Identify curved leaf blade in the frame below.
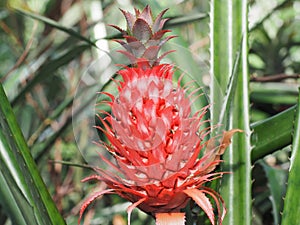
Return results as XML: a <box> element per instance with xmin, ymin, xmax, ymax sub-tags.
<box><xmin>0</xmin><ymin>135</ymin><xmax>35</xmax><ymax>225</ymax></box>
<box><xmin>11</xmin><ymin>44</ymin><xmax>90</xmax><ymax>106</ymax></box>
<box><xmin>261</xmin><ymin>161</ymin><xmax>286</xmax><ymax>225</ymax></box>
<box><xmin>14</xmin><ymin>8</ymin><xmax>97</xmax><ymax>48</ymax></box>
<box><xmin>281</xmin><ymin>88</ymin><xmax>300</xmax><ymax>225</ymax></box>
<box><xmin>0</xmin><ymin>83</ymin><xmax>66</xmax><ymax>225</ymax></box>
<box><xmin>251</xmin><ymin>105</ymin><xmax>296</xmax><ymax>162</ymax></box>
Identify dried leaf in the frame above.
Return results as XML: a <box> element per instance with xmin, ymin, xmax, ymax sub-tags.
<box><xmin>205</xmin><ymin>129</ymin><xmax>243</xmax><ymax>156</ymax></box>
<box><xmin>219</xmin><ymin>129</ymin><xmax>243</xmax><ymax>155</ymax></box>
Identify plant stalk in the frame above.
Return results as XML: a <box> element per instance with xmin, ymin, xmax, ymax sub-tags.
<box><xmin>155</xmin><ymin>212</ymin><xmax>186</xmax><ymax>225</ymax></box>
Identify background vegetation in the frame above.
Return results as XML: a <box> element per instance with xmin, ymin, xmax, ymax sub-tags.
<box><xmin>0</xmin><ymin>0</ymin><xmax>299</xmax><ymax>225</ymax></box>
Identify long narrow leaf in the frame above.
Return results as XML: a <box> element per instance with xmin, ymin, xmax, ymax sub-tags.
<box><xmin>0</xmin><ymin>135</ymin><xmax>35</xmax><ymax>225</ymax></box>
<box><xmin>281</xmin><ymin>88</ymin><xmax>300</xmax><ymax>225</ymax></box>
<box><xmin>11</xmin><ymin>44</ymin><xmax>90</xmax><ymax>106</ymax></box>
<box><xmin>14</xmin><ymin>8</ymin><xmax>97</xmax><ymax>48</ymax></box>
<box><xmin>166</xmin><ymin>13</ymin><xmax>208</xmax><ymax>27</ymax></box>
<box><xmin>251</xmin><ymin>105</ymin><xmax>296</xmax><ymax>162</ymax></box>
<box><xmin>261</xmin><ymin>162</ymin><xmax>286</xmax><ymax>225</ymax></box>
<box><xmin>0</xmin><ymin>83</ymin><xmax>66</xmax><ymax>225</ymax></box>
<box><xmin>210</xmin><ymin>1</ymin><xmax>252</xmax><ymax>225</ymax></box>
<box><xmin>217</xmin><ymin>42</ymin><xmax>241</xmax><ymax>128</ymax></box>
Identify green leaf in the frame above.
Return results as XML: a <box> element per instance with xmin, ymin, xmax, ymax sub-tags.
<box><xmin>210</xmin><ymin>1</ymin><xmax>252</xmax><ymax>225</ymax></box>
<box><xmin>217</xmin><ymin>43</ymin><xmax>242</xmax><ymax>128</ymax></box>
<box><xmin>166</xmin><ymin>12</ymin><xmax>208</xmax><ymax>27</ymax></box>
<box><xmin>281</xmin><ymin>88</ymin><xmax>300</xmax><ymax>225</ymax></box>
<box><xmin>11</xmin><ymin>44</ymin><xmax>90</xmax><ymax>106</ymax></box>
<box><xmin>14</xmin><ymin>8</ymin><xmax>97</xmax><ymax>48</ymax></box>
<box><xmin>0</xmin><ymin>83</ymin><xmax>66</xmax><ymax>225</ymax></box>
<box><xmin>261</xmin><ymin>161</ymin><xmax>286</xmax><ymax>225</ymax></box>
<box><xmin>251</xmin><ymin>105</ymin><xmax>296</xmax><ymax>162</ymax></box>
<box><xmin>0</xmin><ymin>137</ymin><xmax>35</xmax><ymax>225</ymax></box>
<box><xmin>27</xmin><ymin>96</ymin><xmax>74</xmax><ymax>147</ymax></box>
<box><xmin>32</xmin><ymin>115</ymin><xmax>72</xmax><ymax>161</ymax></box>
<box><xmin>250</xmin><ymin>82</ymin><xmax>299</xmax><ymax>105</ymax></box>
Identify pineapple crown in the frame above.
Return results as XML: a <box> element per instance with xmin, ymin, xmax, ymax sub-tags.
<box><xmin>110</xmin><ymin>5</ymin><xmax>176</xmax><ymax>69</ymax></box>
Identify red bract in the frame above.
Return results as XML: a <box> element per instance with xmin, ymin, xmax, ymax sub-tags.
<box><xmin>79</xmin><ymin>64</ymin><xmax>241</xmax><ymax>225</ymax></box>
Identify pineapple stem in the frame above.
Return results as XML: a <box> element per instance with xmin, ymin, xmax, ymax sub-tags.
<box><xmin>155</xmin><ymin>212</ymin><xmax>186</xmax><ymax>225</ymax></box>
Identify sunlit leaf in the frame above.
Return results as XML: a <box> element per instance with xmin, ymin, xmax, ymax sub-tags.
<box><xmin>282</xmin><ymin>89</ymin><xmax>300</xmax><ymax>225</ymax></box>
<box><xmin>0</xmin><ymin>83</ymin><xmax>66</xmax><ymax>225</ymax></box>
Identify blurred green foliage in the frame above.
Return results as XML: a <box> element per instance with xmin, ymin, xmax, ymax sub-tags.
<box><xmin>0</xmin><ymin>0</ymin><xmax>299</xmax><ymax>225</ymax></box>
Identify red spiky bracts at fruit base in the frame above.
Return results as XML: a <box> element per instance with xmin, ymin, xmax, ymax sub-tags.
<box><xmin>79</xmin><ymin>5</ymin><xmax>241</xmax><ymax>225</ymax></box>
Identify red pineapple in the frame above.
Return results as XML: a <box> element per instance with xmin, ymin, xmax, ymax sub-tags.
<box><xmin>79</xmin><ymin>5</ymin><xmax>242</xmax><ymax>225</ymax></box>
<box><xmin>110</xmin><ymin>5</ymin><xmax>176</xmax><ymax>68</ymax></box>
